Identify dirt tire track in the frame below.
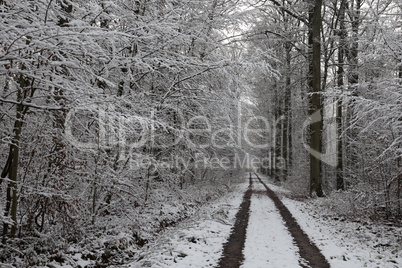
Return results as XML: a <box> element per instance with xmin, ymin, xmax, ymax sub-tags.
<box><xmin>255</xmin><ymin>173</ymin><xmax>330</xmax><ymax>268</ymax></box>
<box><xmin>216</xmin><ymin>175</ymin><xmax>252</xmax><ymax>268</ymax></box>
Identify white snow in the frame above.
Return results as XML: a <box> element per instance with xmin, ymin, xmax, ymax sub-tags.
<box><xmin>52</xmin><ymin>172</ymin><xmax>400</xmax><ymax>268</ymax></box>
<box><xmin>128</xmin><ymin>176</ymin><xmax>249</xmax><ymax>268</ymax></box>
<box><xmin>241</xmin><ymin>191</ymin><xmax>300</xmax><ymax>267</ymax></box>
<box><xmin>282</xmin><ymin>197</ymin><xmax>402</xmax><ymax>268</ymax></box>
<box><xmin>257</xmin><ymin>174</ymin><xmax>402</xmax><ymax>268</ymax></box>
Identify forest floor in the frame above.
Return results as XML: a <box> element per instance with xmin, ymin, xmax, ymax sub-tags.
<box><xmin>37</xmin><ymin>173</ymin><xmax>402</xmax><ymax>268</ymax></box>
<box><xmin>125</xmin><ymin>173</ymin><xmax>402</xmax><ymax>268</ymax></box>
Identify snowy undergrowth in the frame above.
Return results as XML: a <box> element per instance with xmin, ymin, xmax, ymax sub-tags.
<box><xmin>127</xmin><ymin>175</ymin><xmax>249</xmax><ymax>268</ymax></box>
<box><xmin>0</xmin><ymin>177</ymin><xmax>240</xmax><ymax>268</ymax></box>
<box><xmin>258</xmin><ymin>174</ymin><xmax>402</xmax><ymax>268</ymax></box>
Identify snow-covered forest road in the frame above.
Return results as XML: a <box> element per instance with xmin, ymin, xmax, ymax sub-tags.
<box><xmin>128</xmin><ymin>174</ymin><xmax>401</xmax><ymax>268</ymax></box>
<box><xmin>1</xmin><ymin>1</ymin><xmax>401</xmax><ymax>267</ymax></box>
<box><xmin>218</xmin><ymin>174</ymin><xmax>329</xmax><ymax>268</ymax></box>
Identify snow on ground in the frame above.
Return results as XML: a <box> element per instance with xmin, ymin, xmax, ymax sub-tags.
<box><xmin>283</xmin><ymin>198</ymin><xmax>402</xmax><ymax>268</ymax></box>
<box><xmin>252</xmin><ymin>179</ymin><xmax>268</xmax><ymax>191</ymax></box>
<box><xmin>257</xmin><ymin>174</ymin><xmax>402</xmax><ymax>268</ymax></box>
<box><xmin>127</xmin><ymin>175</ymin><xmax>249</xmax><ymax>268</ymax></box>
<box><xmin>115</xmin><ymin>172</ymin><xmax>401</xmax><ymax>268</ymax></box>
<box><xmin>241</xmin><ymin>187</ymin><xmax>300</xmax><ymax>267</ymax></box>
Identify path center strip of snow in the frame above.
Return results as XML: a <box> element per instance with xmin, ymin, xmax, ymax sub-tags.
<box><xmin>254</xmin><ymin>173</ymin><xmax>330</xmax><ymax>268</ymax></box>
<box><xmin>241</xmin><ymin>188</ymin><xmax>301</xmax><ymax>268</ymax></box>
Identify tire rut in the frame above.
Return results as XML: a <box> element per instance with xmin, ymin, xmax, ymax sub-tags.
<box><xmin>216</xmin><ymin>175</ymin><xmax>253</xmax><ymax>268</ymax></box>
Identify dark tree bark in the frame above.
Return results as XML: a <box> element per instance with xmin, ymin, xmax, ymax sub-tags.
<box><xmin>398</xmin><ymin>62</ymin><xmax>402</xmax><ymax>215</ymax></box>
<box><xmin>344</xmin><ymin>0</ymin><xmax>361</xmax><ymax>184</ymax></box>
<box><xmin>308</xmin><ymin>0</ymin><xmax>324</xmax><ymax>197</ymax></box>
<box><xmin>336</xmin><ymin>0</ymin><xmax>347</xmax><ymax>191</ymax></box>
<box><xmin>282</xmin><ymin>41</ymin><xmax>292</xmax><ymax>180</ymax></box>
<box><xmin>347</xmin><ymin>0</ymin><xmax>361</xmax><ymax>93</ymax></box>
<box><xmin>2</xmin><ymin>73</ymin><xmax>31</xmax><ymax>240</ymax></box>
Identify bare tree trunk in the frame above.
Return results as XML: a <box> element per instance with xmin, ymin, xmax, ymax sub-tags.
<box><xmin>336</xmin><ymin>0</ymin><xmax>347</xmax><ymax>191</ymax></box>
<box><xmin>275</xmin><ymin>106</ymin><xmax>281</xmax><ymax>182</ymax></box>
<box><xmin>398</xmin><ymin>63</ymin><xmax>402</xmax><ymax>215</ymax></box>
<box><xmin>309</xmin><ymin>0</ymin><xmax>324</xmax><ymax>197</ymax></box>
<box><xmin>345</xmin><ymin>0</ymin><xmax>361</xmax><ymax>186</ymax></box>
<box><xmin>2</xmin><ymin>177</ymin><xmax>12</xmax><ymax>243</ymax></box>
<box><xmin>282</xmin><ymin>41</ymin><xmax>292</xmax><ymax>180</ymax></box>
<box><xmin>3</xmin><ymin>74</ymin><xmax>29</xmax><ymax>239</ymax></box>
<box><xmin>348</xmin><ymin>0</ymin><xmax>360</xmax><ymax>93</ymax></box>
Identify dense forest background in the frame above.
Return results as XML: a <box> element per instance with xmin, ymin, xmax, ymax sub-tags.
<box><xmin>0</xmin><ymin>0</ymin><xmax>401</xmax><ymax>266</ymax></box>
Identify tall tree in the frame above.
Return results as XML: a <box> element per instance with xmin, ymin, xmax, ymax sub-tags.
<box><xmin>336</xmin><ymin>0</ymin><xmax>347</xmax><ymax>191</ymax></box>
<box><xmin>308</xmin><ymin>0</ymin><xmax>324</xmax><ymax>197</ymax></box>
